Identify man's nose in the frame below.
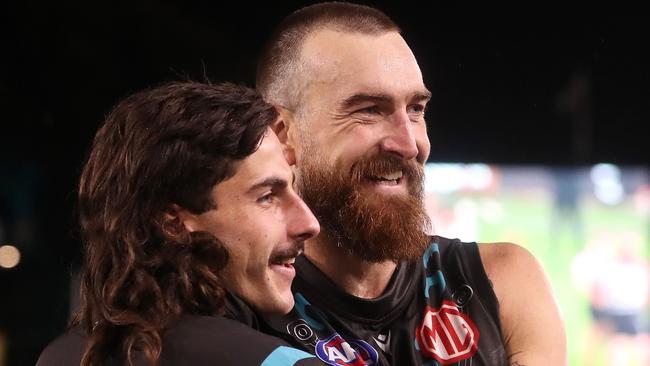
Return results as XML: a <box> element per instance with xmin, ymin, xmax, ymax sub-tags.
<box><xmin>380</xmin><ymin>111</ymin><xmax>419</xmax><ymax>160</ymax></box>
<box><xmin>288</xmin><ymin>194</ymin><xmax>320</xmax><ymax>242</ymax></box>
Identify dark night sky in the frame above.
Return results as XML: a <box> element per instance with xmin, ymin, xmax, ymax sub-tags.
<box><xmin>1</xmin><ymin>1</ymin><xmax>649</xmax><ymax>364</ymax></box>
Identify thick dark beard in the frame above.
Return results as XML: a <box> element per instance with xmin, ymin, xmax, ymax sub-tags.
<box><xmin>297</xmin><ymin>152</ymin><xmax>431</xmax><ymax>263</ymax></box>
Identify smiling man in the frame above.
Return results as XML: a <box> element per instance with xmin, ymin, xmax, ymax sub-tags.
<box><xmin>178</xmin><ymin>126</ymin><xmax>318</xmax><ymax>316</ymax></box>
<box><xmin>256</xmin><ymin>3</ymin><xmax>566</xmax><ymax>366</ymax></box>
<box><xmin>36</xmin><ymin>82</ymin><xmax>325</xmax><ymax>366</ymax></box>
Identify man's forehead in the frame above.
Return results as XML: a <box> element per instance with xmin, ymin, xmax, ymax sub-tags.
<box><xmin>299</xmin><ymin>30</ymin><xmax>423</xmax><ymax>87</ymax></box>
<box><xmin>300</xmin><ymin>29</ymin><xmax>410</xmax><ymax>65</ymax></box>
<box><xmin>221</xmin><ymin>132</ymin><xmax>291</xmax><ymax>186</ymax></box>
<box><xmin>302</xmin><ymin>27</ymin><xmax>398</xmax><ymax>48</ymax></box>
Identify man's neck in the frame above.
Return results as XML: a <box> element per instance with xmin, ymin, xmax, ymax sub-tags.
<box><xmin>304</xmin><ymin>237</ymin><xmax>397</xmax><ymax>299</ymax></box>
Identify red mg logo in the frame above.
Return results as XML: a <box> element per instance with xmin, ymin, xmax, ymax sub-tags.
<box><xmin>415</xmin><ymin>300</ymin><xmax>480</xmax><ymax>364</ymax></box>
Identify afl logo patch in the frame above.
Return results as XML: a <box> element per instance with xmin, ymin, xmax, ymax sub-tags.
<box><xmin>315</xmin><ymin>333</ymin><xmax>378</xmax><ymax>365</ymax></box>
<box><xmin>415</xmin><ymin>300</ymin><xmax>480</xmax><ymax>364</ymax></box>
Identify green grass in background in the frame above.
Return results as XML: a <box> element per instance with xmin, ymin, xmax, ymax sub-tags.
<box><xmin>471</xmin><ymin>193</ymin><xmax>649</xmax><ymax>366</ymax></box>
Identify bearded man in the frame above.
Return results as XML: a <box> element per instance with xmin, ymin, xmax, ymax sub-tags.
<box><xmin>255</xmin><ymin>3</ymin><xmax>566</xmax><ymax>366</ymax></box>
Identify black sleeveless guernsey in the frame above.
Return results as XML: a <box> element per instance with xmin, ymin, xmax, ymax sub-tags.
<box><xmin>261</xmin><ymin>236</ymin><xmax>508</xmax><ymax>366</ymax></box>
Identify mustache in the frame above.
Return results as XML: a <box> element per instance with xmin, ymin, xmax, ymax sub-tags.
<box><xmin>295</xmin><ymin>150</ymin><xmax>430</xmax><ymax>262</ymax></box>
<box><xmin>349</xmin><ymin>154</ymin><xmax>423</xmax><ymax>182</ymax></box>
<box><xmin>268</xmin><ymin>242</ymin><xmax>305</xmax><ymax>264</ymax></box>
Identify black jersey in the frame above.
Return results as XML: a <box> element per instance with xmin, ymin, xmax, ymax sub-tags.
<box><xmin>37</xmin><ymin>315</ymin><xmax>325</xmax><ymax>366</ymax></box>
<box><xmin>261</xmin><ymin>236</ymin><xmax>508</xmax><ymax>366</ymax></box>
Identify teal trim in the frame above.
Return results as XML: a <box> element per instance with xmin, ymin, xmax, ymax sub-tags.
<box><xmin>260</xmin><ymin>346</ymin><xmax>315</xmax><ymax>366</ymax></box>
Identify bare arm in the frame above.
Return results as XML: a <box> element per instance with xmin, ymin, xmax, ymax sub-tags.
<box><xmin>479</xmin><ymin>243</ymin><xmax>567</xmax><ymax>366</ymax></box>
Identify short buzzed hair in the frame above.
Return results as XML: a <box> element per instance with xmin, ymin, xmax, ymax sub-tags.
<box><xmin>256</xmin><ymin>2</ymin><xmax>399</xmax><ymax>110</ymax></box>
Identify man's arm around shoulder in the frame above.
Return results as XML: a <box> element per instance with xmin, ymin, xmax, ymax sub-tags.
<box><xmin>478</xmin><ymin>242</ymin><xmax>567</xmax><ymax>366</ymax></box>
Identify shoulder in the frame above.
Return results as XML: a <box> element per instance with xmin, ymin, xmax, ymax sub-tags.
<box><xmin>477</xmin><ymin>242</ymin><xmax>540</xmax><ymax>279</ymax></box>
<box><xmin>430</xmin><ymin>237</ymin><xmax>540</xmax><ymax>296</ymax></box>
<box><xmin>165</xmin><ymin>315</ymin><xmax>284</xmax><ymax>353</ymax></box>
<box><xmin>36</xmin><ymin>328</ymin><xmax>86</xmax><ymax>366</ymax></box>
<box><xmin>477</xmin><ymin>242</ymin><xmax>567</xmax><ymax>364</ymax></box>
<box><xmin>477</xmin><ymin>242</ymin><xmax>550</xmax><ymax>315</ymax></box>
<box><xmin>39</xmin><ymin>317</ymin><xmax>321</xmax><ymax>366</ymax></box>
<box><xmin>163</xmin><ymin>315</ymin><xmax>321</xmax><ymax>365</ymax></box>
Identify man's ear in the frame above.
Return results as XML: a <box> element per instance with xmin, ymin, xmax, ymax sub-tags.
<box><xmin>160</xmin><ymin>204</ymin><xmax>201</xmax><ymax>241</ymax></box>
<box><xmin>271</xmin><ymin>106</ymin><xmax>297</xmax><ymax>166</ymax></box>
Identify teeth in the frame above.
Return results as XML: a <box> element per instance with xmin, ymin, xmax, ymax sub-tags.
<box><xmin>378</xmin><ymin>171</ymin><xmax>402</xmax><ymax>181</ymax></box>
<box><xmin>271</xmin><ymin>248</ymin><xmax>303</xmax><ymax>266</ymax></box>
<box><xmin>275</xmin><ymin>257</ymin><xmax>296</xmax><ymax>265</ymax></box>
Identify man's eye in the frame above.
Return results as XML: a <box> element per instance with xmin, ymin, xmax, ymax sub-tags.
<box><xmin>408</xmin><ymin>104</ymin><xmax>426</xmax><ymax>115</ymax></box>
<box><xmin>355</xmin><ymin>106</ymin><xmax>381</xmax><ymax>115</ymax></box>
<box><xmin>258</xmin><ymin>193</ymin><xmax>275</xmax><ymax>204</ymax></box>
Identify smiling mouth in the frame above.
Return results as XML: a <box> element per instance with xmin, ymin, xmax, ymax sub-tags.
<box><xmin>365</xmin><ymin>170</ymin><xmax>404</xmax><ymax>186</ymax></box>
<box><xmin>269</xmin><ymin>246</ymin><xmax>304</xmax><ymax>267</ymax></box>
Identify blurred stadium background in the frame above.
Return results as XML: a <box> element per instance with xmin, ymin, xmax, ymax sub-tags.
<box><xmin>424</xmin><ymin>163</ymin><xmax>649</xmax><ymax>366</ymax></box>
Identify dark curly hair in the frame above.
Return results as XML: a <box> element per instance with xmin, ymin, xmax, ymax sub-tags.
<box><xmin>72</xmin><ymin>81</ymin><xmax>278</xmax><ymax>365</ymax></box>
